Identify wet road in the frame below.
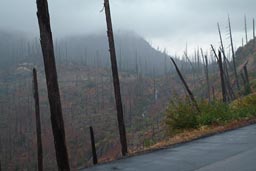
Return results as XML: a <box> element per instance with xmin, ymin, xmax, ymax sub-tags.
<box><xmin>81</xmin><ymin>124</ymin><xmax>256</xmax><ymax>171</ymax></box>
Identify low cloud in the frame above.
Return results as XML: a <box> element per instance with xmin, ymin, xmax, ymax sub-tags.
<box><xmin>0</xmin><ymin>0</ymin><xmax>255</xmax><ymax>55</ymax></box>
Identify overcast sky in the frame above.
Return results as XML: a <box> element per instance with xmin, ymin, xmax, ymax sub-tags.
<box><xmin>0</xmin><ymin>0</ymin><xmax>255</xmax><ymax>56</ymax></box>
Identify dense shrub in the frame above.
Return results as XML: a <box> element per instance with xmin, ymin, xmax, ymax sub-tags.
<box><xmin>165</xmin><ymin>93</ymin><xmax>256</xmax><ymax>132</ymax></box>
<box><xmin>230</xmin><ymin>93</ymin><xmax>256</xmax><ymax>118</ymax></box>
<box><xmin>197</xmin><ymin>101</ymin><xmax>230</xmax><ymax>125</ymax></box>
<box><xmin>165</xmin><ymin>98</ymin><xmax>199</xmax><ymax>130</ymax></box>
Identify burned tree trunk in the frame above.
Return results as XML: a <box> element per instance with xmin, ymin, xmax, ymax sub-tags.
<box><xmin>217</xmin><ymin>23</ymin><xmax>234</xmax><ymax>100</ymax></box>
<box><xmin>184</xmin><ymin>52</ymin><xmax>196</xmax><ymax>73</ymax></box>
<box><xmin>217</xmin><ymin>23</ymin><xmax>226</xmax><ymax>60</ymax></box>
<box><xmin>217</xmin><ymin>23</ymin><xmax>229</xmax><ymax>79</ymax></box>
<box><xmin>240</xmin><ymin>72</ymin><xmax>246</xmax><ymax>89</ymax></box>
<box><xmin>218</xmin><ymin>51</ymin><xmax>227</xmax><ymax>103</ymax></box>
<box><xmin>240</xmin><ymin>71</ymin><xmax>248</xmax><ymax>95</ymax></box>
<box><xmin>104</xmin><ymin>0</ymin><xmax>128</xmax><ymax>156</ymax></box>
<box><xmin>253</xmin><ymin>18</ymin><xmax>255</xmax><ymax>44</ymax></box>
<box><xmin>89</xmin><ymin>126</ymin><xmax>98</xmax><ymax>165</ymax></box>
<box><xmin>204</xmin><ymin>55</ymin><xmax>210</xmax><ymax>102</ymax></box>
<box><xmin>200</xmin><ymin>49</ymin><xmax>210</xmax><ymax>102</ymax></box>
<box><xmin>0</xmin><ymin>139</ymin><xmax>2</xmax><ymax>171</ymax></box>
<box><xmin>211</xmin><ymin>46</ymin><xmax>227</xmax><ymax>103</ymax></box>
<box><xmin>32</xmin><ymin>68</ymin><xmax>43</xmax><ymax>171</ymax></box>
<box><xmin>35</xmin><ymin>0</ymin><xmax>70</xmax><ymax>170</ymax></box>
<box><xmin>170</xmin><ymin>57</ymin><xmax>200</xmax><ymax>112</ymax></box>
<box><xmin>243</xmin><ymin>63</ymin><xmax>251</xmax><ymax>94</ymax></box>
<box><xmin>228</xmin><ymin>16</ymin><xmax>240</xmax><ymax>90</ymax></box>
<box><xmin>245</xmin><ymin>15</ymin><xmax>248</xmax><ymax>44</ymax></box>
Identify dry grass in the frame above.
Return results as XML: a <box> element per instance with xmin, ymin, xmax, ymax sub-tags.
<box><xmin>129</xmin><ymin>117</ymin><xmax>256</xmax><ymax>156</ymax></box>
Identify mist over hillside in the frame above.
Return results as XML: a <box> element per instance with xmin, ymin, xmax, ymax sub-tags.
<box><xmin>0</xmin><ymin>30</ymin><xmax>29</xmax><ymax>69</ymax></box>
<box><xmin>0</xmin><ymin>30</ymin><xmax>176</xmax><ymax>76</ymax></box>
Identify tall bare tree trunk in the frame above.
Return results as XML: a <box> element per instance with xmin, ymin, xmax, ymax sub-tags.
<box><xmin>35</xmin><ymin>0</ymin><xmax>70</xmax><ymax>170</ymax></box>
<box><xmin>217</xmin><ymin>23</ymin><xmax>234</xmax><ymax>100</ymax></box>
<box><xmin>253</xmin><ymin>18</ymin><xmax>255</xmax><ymax>44</ymax></box>
<box><xmin>211</xmin><ymin>46</ymin><xmax>227</xmax><ymax>103</ymax></box>
<box><xmin>228</xmin><ymin>16</ymin><xmax>240</xmax><ymax>90</ymax></box>
<box><xmin>243</xmin><ymin>63</ymin><xmax>251</xmax><ymax>94</ymax></box>
<box><xmin>205</xmin><ymin>55</ymin><xmax>211</xmax><ymax>102</ymax></box>
<box><xmin>240</xmin><ymin>71</ymin><xmax>246</xmax><ymax>89</ymax></box>
<box><xmin>32</xmin><ymin>68</ymin><xmax>43</xmax><ymax>171</ymax></box>
<box><xmin>218</xmin><ymin>51</ymin><xmax>227</xmax><ymax>103</ymax></box>
<box><xmin>135</xmin><ymin>51</ymin><xmax>139</xmax><ymax>79</ymax></box>
<box><xmin>170</xmin><ymin>57</ymin><xmax>200</xmax><ymax>112</ymax></box>
<box><xmin>200</xmin><ymin>49</ymin><xmax>210</xmax><ymax>102</ymax></box>
<box><xmin>245</xmin><ymin>15</ymin><xmax>248</xmax><ymax>44</ymax></box>
<box><xmin>104</xmin><ymin>0</ymin><xmax>128</xmax><ymax>156</ymax></box>
<box><xmin>89</xmin><ymin>126</ymin><xmax>98</xmax><ymax>165</ymax></box>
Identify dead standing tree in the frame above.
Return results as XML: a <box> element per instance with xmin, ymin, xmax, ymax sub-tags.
<box><xmin>217</xmin><ymin>23</ymin><xmax>235</xmax><ymax>100</ymax></box>
<box><xmin>32</xmin><ymin>68</ymin><xmax>43</xmax><ymax>171</ymax></box>
<box><xmin>211</xmin><ymin>45</ymin><xmax>227</xmax><ymax>103</ymax></box>
<box><xmin>242</xmin><ymin>61</ymin><xmax>251</xmax><ymax>94</ymax></box>
<box><xmin>104</xmin><ymin>0</ymin><xmax>128</xmax><ymax>156</ymax></box>
<box><xmin>228</xmin><ymin>16</ymin><xmax>240</xmax><ymax>90</ymax></box>
<box><xmin>89</xmin><ymin>126</ymin><xmax>98</xmax><ymax>165</ymax></box>
<box><xmin>253</xmin><ymin>18</ymin><xmax>255</xmax><ymax>44</ymax></box>
<box><xmin>170</xmin><ymin>57</ymin><xmax>200</xmax><ymax>113</ymax></box>
<box><xmin>0</xmin><ymin>139</ymin><xmax>1</xmax><ymax>171</ymax></box>
<box><xmin>245</xmin><ymin>15</ymin><xmax>248</xmax><ymax>44</ymax></box>
<box><xmin>200</xmin><ymin>49</ymin><xmax>211</xmax><ymax>102</ymax></box>
<box><xmin>36</xmin><ymin>0</ymin><xmax>70</xmax><ymax>170</ymax></box>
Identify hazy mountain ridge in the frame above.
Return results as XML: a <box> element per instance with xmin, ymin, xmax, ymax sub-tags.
<box><xmin>0</xmin><ymin>30</ymin><xmax>174</xmax><ymax>76</ymax></box>
<box><xmin>55</xmin><ymin>31</ymin><xmax>172</xmax><ymax>76</ymax></box>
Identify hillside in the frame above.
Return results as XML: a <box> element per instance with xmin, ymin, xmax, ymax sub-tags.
<box><xmin>0</xmin><ymin>30</ymin><xmax>175</xmax><ymax>76</ymax></box>
<box><xmin>236</xmin><ymin>39</ymin><xmax>256</xmax><ymax>74</ymax></box>
<box><xmin>0</xmin><ymin>30</ymin><xmax>180</xmax><ymax>170</ymax></box>
<box><xmin>1</xmin><ymin>29</ymin><xmax>255</xmax><ymax>170</ymax></box>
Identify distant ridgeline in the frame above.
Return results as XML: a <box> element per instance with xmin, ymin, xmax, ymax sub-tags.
<box><xmin>0</xmin><ymin>30</ymin><xmax>176</xmax><ymax>76</ymax></box>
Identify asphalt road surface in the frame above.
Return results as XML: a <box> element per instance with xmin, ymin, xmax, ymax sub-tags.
<box><xmin>81</xmin><ymin>124</ymin><xmax>256</xmax><ymax>171</ymax></box>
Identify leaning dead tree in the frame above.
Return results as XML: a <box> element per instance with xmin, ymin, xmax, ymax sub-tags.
<box><xmin>217</xmin><ymin>23</ymin><xmax>230</xmax><ymax>73</ymax></box>
<box><xmin>104</xmin><ymin>0</ymin><xmax>128</xmax><ymax>156</ymax></box>
<box><xmin>32</xmin><ymin>68</ymin><xmax>43</xmax><ymax>171</ymax></box>
<box><xmin>211</xmin><ymin>46</ymin><xmax>227</xmax><ymax>103</ymax></box>
<box><xmin>228</xmin><ymin>16</ymin><xmax>240</xmax><ymax>90</ymax></box>
<box><xmin>184</xmin><ymin>51</ymin><xmax>196</xmax><ymax>73</ymax></box>
<box><xmin>170</xmin><ymin>57</ymin><xmax>200</xmax><ymax>112</ymax></box>
<box><xmin>218</xmin><ymin>52</ymin><xmax>227</xmax><ymax>103</ymax></box>
<box><xmin>217</xmin><ymin>23</ymin><xmax>235</xmax><ymax>100</ymax></box>
<box><xmin>89</xmin><ymin>126</ymin><xmax>98</xmax><ymax>165</ymax></box>
<box><xmin>36</xmin><ymin>0</ymin><xmax>70</xmax><ymax>170</ymax></box>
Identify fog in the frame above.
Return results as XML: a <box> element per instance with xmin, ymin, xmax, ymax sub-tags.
<box><xmin>0</xmin><ymin>0</ymin><xmax>255</xmax><ymax>55</ymax></box>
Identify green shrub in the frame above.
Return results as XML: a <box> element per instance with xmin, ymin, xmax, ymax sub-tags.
<box><xmin>230</xmin><ymin>93</ymin><xmax>256</xmax><ymax>118</ymax></box>
<box><xmin>165</xmin><ymin>93</ymin><xmax>256</xmax><ymax>133</ymax></box>
<box><xmin>197</xmin><ymin>101</ymin><xmax>230</xmax><ymax>125</ymax></box>
<box><xmin>165</xmin><ymin>98</ymin><xmax>199</xmax><ymax>130</ymax></box>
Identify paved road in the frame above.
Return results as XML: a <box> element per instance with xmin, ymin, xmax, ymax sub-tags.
<box><xmin>81</xmin><ymin>124</ymin><xmax>256</xmax><ymax>171</ymax></box>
